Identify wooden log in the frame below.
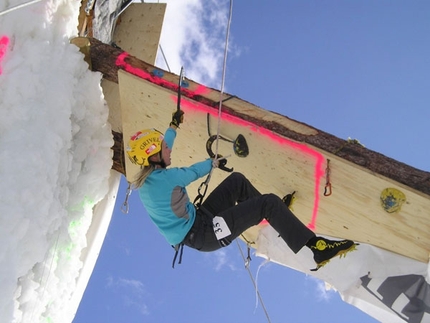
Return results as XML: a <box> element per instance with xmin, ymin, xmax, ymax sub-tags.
<box><xmin>111</xmin><ymin>130</ymin><xmax>125</xmax><ymax>175</ymax></box>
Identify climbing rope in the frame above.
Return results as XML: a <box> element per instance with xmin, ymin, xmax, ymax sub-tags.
<box><xmin>236</xmin><ymin>240</ymin><xmax>272</xmax><ymax>323</ymax></box>
<box><xmin>0</xmin><ymin>0</ymin><xmax>42</xmax><ymax>17</ymax></box>
<box><xmin>29</xmin><ymin>229</ymin><xmax>61</xmax><ymax>322</ymax></box>
<box><xmin>194</xmin><ymin>0</ymin><xmax>234</xmax><ymax>204</ymax></box>
<box><xmin>159</xmin><ymin>44</ymin><xmax>171</xmax><ymax>72</ymax></box>
<box><xmin>214</xmin><ymin>0</ymin><xmax>234</xmax><ymax>159</ymax></box>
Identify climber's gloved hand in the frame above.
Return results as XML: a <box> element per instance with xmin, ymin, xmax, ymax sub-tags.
<box><xmin>170</xmin><ymin>109</ymin><xmax>184</xmax><ymax>128</ymax></box>
<box><xmin>212</xmin><ymin>154</ymin><xmax>222</xmax><ymax>168</ymax></box>
<box><xmin>212</xmin><ymin>154</ymin><xmax>230</xmax><ymax>171</ymax></box>
<box><xmin>217</xmin><ymin>155</ymin><xmax>228</xmax><ymax>169</ymax></box>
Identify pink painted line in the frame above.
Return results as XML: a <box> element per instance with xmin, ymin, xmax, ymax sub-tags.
<box><xmin>177</xmin><ymin>98</ymin><xmax>324</xmax><ymax>231</ymax></box>
<box><xmin>115</xmin><ymin>50</ymin><xmax>324</xmax><ymax>230</ymax></box>
<box><xmin>115</xmin><ymin>52</ymin><xmax>209</xmax><ymax>97</ymax></box>
<box><xmin>0</xmin><ymin>36</ymin><xmax>10</xmax><ymax>75</ymax></box>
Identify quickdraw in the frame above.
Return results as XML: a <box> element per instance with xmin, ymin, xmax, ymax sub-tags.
<box><xmin>193</xmin><ymin>175</ymin><xmax>211</xmax><ymax>207</ymax></box>
<box><xmin>121</xmin><ymin>183</ymin><xmax>132</xmax><ymax>214</ymax></box>
<box><xmin>324</xmin><ymin>159</ymin><xmax>332</xmax><ymax>196</ymax></box>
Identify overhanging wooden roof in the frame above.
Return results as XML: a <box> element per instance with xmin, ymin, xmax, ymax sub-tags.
<box><xmin>79</xmin><ymin>36</ymin><xmax>430</xmax><ymax>263</ymax></box>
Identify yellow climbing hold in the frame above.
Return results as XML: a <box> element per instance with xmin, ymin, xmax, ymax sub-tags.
<box><xmin>380</xmin><ymin>188</ymin><xmax>406</xmax><ymax>213</ymax></box>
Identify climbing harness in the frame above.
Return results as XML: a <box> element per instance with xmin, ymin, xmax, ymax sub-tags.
<box><xmin>324</xmin><ymin>159</ymin><xmax>332</xmax><ymax>196</ymax></box>
<box><xmin>172</xmin><ymin>243</ymin><xmax>185</xmax><ymax>268</ymax></box>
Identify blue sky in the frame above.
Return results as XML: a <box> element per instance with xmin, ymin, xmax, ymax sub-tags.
<box><xmin>74</xmin><ymin>1</ymin><xmax>429</xmax><ymax>322</ymax></box>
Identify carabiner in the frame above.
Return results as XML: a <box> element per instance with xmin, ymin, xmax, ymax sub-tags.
<box><xmin>121</xmin><ymin>183</ymin><xmax>132</xmax><ymax>214</ymax></box>
<box><xmin>324</xmin><ymin>183</ymin><xmax>332</xmax><ymax>196</ymax></box>
<box><xmin>324</xmin><ymin>159</ymin><xmax>332</xmax><ymax>197</ymax></box>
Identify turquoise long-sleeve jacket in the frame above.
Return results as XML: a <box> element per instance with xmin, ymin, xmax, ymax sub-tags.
<box><xmin>138</xmin><ymin>127</ymin><xmax>213</xmax><ymax>245</ymax></box>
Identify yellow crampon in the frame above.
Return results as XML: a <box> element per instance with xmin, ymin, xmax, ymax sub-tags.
<box><xmin>311</xmin><ymin>243</ymin><xmax>358</xmax><ymax>271</ymax></box>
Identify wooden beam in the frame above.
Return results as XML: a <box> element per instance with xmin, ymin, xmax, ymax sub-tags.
<box><xmin>111</xmin><ymin>130</ymin><xmax>125</xmax><ymax>175</ymax></box>
<box><xmin>88</xmin><ymin>37</ymin><xmax>430</xmax><ymax>197</ymax></box>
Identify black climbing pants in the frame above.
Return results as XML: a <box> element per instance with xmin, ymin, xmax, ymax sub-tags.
<box><xmin>183</xmin><ymin>172</ymin><xmax>315</xmax><ymax>253</ymax></box>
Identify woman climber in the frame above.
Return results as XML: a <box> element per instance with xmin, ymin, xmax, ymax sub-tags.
<box><xmin>126</xmin><ymin>110</ymin><xmax>357</xmax><ymax>271</ymax></box>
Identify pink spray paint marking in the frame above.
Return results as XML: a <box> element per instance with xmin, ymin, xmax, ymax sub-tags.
<box><xmin>116</xmin><ymin>50</ymin><xmax>324</xmax><ymax>230</ymax></box>
<box><xmin>0</xmin><ymin>36</ymin><xmax>10</xmax><ymax>75</ymax></box>
<box><xmin>178</xmin><ymin>98</ymin><xmax>324</xmax><ymax>231</ymax></box>
<box><xmin>116</xmin><ymin>52</ymin><xmax>209</xmax><ymax>97</ymax></box>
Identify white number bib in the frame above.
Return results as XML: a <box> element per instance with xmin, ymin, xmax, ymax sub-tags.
<box><xmin>212</xmin><ymin>216</ymin><xmax>231</xmax><ymax>240</ymax></box>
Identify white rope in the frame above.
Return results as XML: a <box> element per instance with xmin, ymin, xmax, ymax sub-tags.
<box><xmin>214</xmin><ymin>0</ymin><xmax>234</xmax><ymax>159</ymax></box>
<box><xmin>159</xmin><ymin>44</ymin><xmax>171</xmax><ymax>72</ymax></box>
<box><xmin>236</xmin><ymin>240</ymin><xmax>272</xmax><ymax>323</ymax></box>
<box><xmin>201</xmin><ymin>0</ymin><xmax>233</xmax><ymax>189</ymax></box>
<box><xmin>0</xmin><ymin>0</ymin><xmax>42</xmax><ymax>17</ymax></box>
<box><xmin>29</xmin><ymin>229</ymin><xmax>61</xmax><ymax>322</ymax></box>
<box><xmin>254</xmin><ymin>258</ymin><xmax>270</xmax><ymax>311</ymax></box>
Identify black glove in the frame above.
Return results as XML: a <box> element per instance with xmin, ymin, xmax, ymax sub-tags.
<box><xmin>214</xmin><ymin>154</ymin><xmax>232</xmax><ymax>172</ymax></box>
<box><xmin>170</xmin><ymin>109</ymin><xmax>184</xmax><ymax>127</ymax></box>
<box><xmin>216</xmin><ymin>155</ymin><xmax>228</xmax><ymax>169</ymax></box>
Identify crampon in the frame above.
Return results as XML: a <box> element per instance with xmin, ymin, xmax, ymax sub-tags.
<box><xmin>310</xmin><ymin>239</ymin><xmax>359</xmax><ymax>272</ymax></box>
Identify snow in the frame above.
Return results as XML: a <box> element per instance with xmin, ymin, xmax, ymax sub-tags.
<box><xmin>0</xmin><ymin>1</ymin><xmax>114</xmax><ymax>322</ymax></box>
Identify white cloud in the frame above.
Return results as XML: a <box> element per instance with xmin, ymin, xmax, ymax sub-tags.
<box><xmin>118</xmin><ymin>277</ymin><xmax>145</xmax><ymax>296</ymax></box>
<box><xmin>307</xmin><ymin>276</ymin><xmax>337</xmax><ymax>302</ymax></box>
<box><xmin>205</xmin><ymin>248</ymin><xmax>238</xmax><ymax>272</ymax></box>
<box><xmin>106</xmin><ymin>275</ymin><xmax>145</xmax><ymax>295</ymax></box>
<box><xmin>214</xmin><ymin>249</ymin><xmax>228</xmax><ymax>271</ymax></box>
<box><xmin>151</xmin><ymin>0</ymin><xmax>235</xmax><ymax>88</ymax></box>
<box><xmin>122</xmin><ymin>294</ymin><xmax>150</xmax><ymax>316</ymax></box>
<box><xmin>105</xmin><ymin>275</ymin><xmax>149</xmax><ymax>315</ymax></box>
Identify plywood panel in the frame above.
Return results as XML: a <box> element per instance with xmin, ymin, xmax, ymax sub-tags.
<box><xmin>112</xmin><ymin>3</ymin><xmax>166</xmax><ymax>64</ymax></box>
<box><xmin>103</xmin><ymin>3</ymin><xmax>166</xmax><ymax>133</ymax></box>
<box><xmin>118</xmin><ymin>70</ymin><xmax>430</xmax><ymax>263</ymax></box>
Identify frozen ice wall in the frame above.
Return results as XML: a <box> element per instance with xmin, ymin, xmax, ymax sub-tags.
<box><xmin>0</xmin><ymin>1</ymin><xmax>113</xmax><ymax>322</ymax></box>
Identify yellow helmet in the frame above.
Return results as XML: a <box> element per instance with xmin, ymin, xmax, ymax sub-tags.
<box><xmin>126</xmin><ymin>129</ymin><xmax>164</xmax><ymax>166</ymax></box>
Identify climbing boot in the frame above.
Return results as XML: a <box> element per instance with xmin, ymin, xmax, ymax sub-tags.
<box><xmin>308</xmin><ymin>237</ymin><xmax>358</xmax><ymax>271</ymax></box>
